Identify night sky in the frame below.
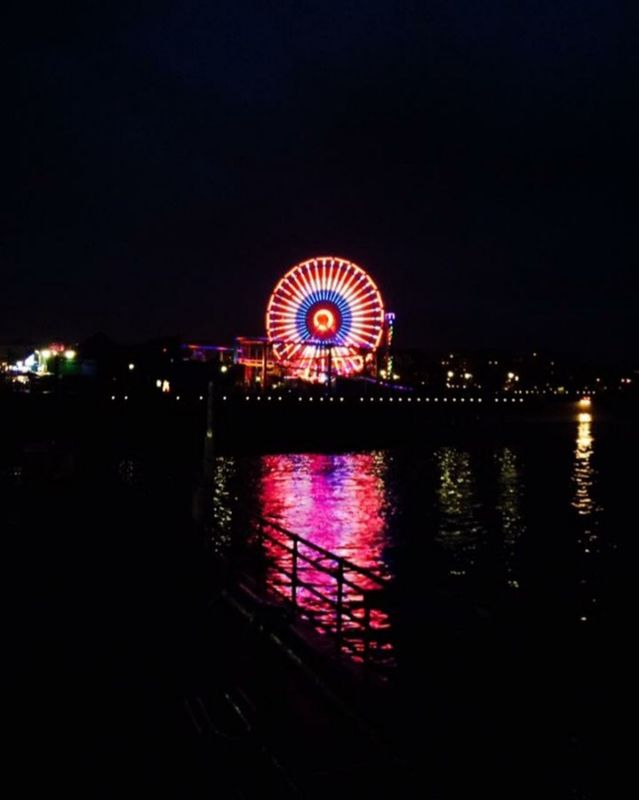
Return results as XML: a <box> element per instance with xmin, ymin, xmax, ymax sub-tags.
<box><xmin>11</xmin><ymin>1</ymin><xmax>636</xmax><ymax>360</ymax></box>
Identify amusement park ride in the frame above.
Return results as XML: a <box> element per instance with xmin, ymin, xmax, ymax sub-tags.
<box><xmin>237</xmin><ymin>256</ymin><xmax>395</xmax><ymax>387</ymax></box>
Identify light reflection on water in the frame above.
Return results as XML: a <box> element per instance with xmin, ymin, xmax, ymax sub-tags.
<box><xmin>257</xmin><ymin>452</ymin><xmax>392</xmax><ymax>573</ymax></box>
<box><xmin>209</xmin><ymin>456</ymin><xmax>236</xmax><ymax>557</ymax></box>
<box><xmin>255</xmin><ymin>452</ymin><xmax>394</xmax><ymax>664</ymax></box>
<box><xmin>496</xmin><ymin>447</ymin><xmax>525</xmax><ymax>589</ymax></box>
<box><xmin>209</xmin><ymin>412</ymin><xmax>612</xmax><ymax>664</ymax></box>
<box><xmin>572</xmin><ymin>413</ymin><xmax>596</xmax><ymax>519</ymax></box>
<box><xmin>434</xmin><ymin>447</ymin><xmax>484</xmax><ymax>578</ymax></box>
<box><xmin>571</xmin><ymin>412</ymin><xmax>602</xmax><ymax>622</ymax></box>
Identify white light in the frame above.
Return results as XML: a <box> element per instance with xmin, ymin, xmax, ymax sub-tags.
<box><xmin>128</xmin><ymin>363</ymin><xmax>135</xmax><ymax>370</ymax></box>
<box><xmin>124</xmin><ymin>395</ymin><xmax>128</xmax><ymax>400</ymax></box>
<box><xmin>220</xmin><ymin>365</ymin><xmax>228</xmax><ymax>373</ymax></box>
<box><xmin>111</xmin><ymin>395</ymin><xmax>115</xmax><ymax>400</ymax></box>
<box><xmin>199</xmin><ymin>395</ymin><xmax>204</xmax><ymax>400</ymax></box>
<box><xmin>156</xmin><ymin>379</ymin><xmax>162</xmax><ymax>388</ymax></box>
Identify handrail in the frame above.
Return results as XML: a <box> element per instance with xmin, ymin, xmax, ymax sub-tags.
<box><xmin>256</xmin><ymin>525</ymin><xmax>384</xmax><ymax>597</ymax></box>
<box><xmin>253</xmin><ymin>513</ymin><xmax>389</xmax><ymax>587</ymax></box>
<box><xmin>241</xmin><ymin>512</ymin><xmax>394</xmax><ymax>672</ymax></box>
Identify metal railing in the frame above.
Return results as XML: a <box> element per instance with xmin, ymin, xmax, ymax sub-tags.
<box><xmin>244</xmin><ymin>514</ymin><xmax>395</xmax><ymax>671</ymax></box>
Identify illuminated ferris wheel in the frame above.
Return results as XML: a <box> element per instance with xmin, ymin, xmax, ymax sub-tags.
<box><xmin>266</xmin><ymin>256</ymin><xmax>386</xmax><ymax>381</ymax></box>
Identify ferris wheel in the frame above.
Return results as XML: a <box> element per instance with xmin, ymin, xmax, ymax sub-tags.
<box><xmin>266</xmin><ymin>256</ymin><xmax>386</xmax><ymax>380</ymax></box>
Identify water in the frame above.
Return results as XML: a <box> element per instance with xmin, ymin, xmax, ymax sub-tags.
<box><xmin>7</xmin><ymin>401</ymin><xmax>632</xmax><ymax>795</ymax></box>
<box><xmin>210</xmin><ymin>410</ymin><xmax>634</xmax><ymax>668</ymax></box>
<box><xmin>206</xmin><ymin>409</ymin><xmax>636</xmax><ymax>793</ymax></box>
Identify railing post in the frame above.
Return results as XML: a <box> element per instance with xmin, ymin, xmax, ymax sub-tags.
<box><xmin>363</xmin><ymin>600</ymin><xmax>371</xmax><ymax>665</ymax></box>
<box><xmin>335</xmin><ymin>560</ymin><xmax>344</xmax><ymax>651</ymax></box>
<box><xmin>291</xmin><ymin>536</ymin><xmax>298</xmax><ymax>608</ymax></box>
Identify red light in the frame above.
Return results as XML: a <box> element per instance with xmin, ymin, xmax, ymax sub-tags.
<box><xmin>313</xmin><ymin>308</ymin><xmax>335</xmax><ymax>333</ymax></box>
<box><xmin>305</xmin><ymin>300</ymin><xmax>342</xmax><ymax>341</ymax></box>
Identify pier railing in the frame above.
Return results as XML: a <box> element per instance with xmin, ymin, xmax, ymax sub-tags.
<box><xmin>242</xmin><ymin>514</ymin><xmax>394</xmax><ymax>672</ymax></box>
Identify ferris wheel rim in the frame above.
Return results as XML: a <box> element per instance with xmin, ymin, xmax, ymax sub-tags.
<box><xmin>265</xmin><ymin>256</ymin><xmax>386</xmax><ymax>379</ymax></box>
<box><xmin>266</xmin><ymin>256</ymin><xmax>385</xmax><ymax>343</ymax></box>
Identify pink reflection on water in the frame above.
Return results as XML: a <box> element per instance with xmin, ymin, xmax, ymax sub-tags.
<box><xmin>259</xmin><ymin>452</ymin><xmax>391</xmax><ymax>570</ymax></box>
<box><xmin>256</xmin><ymin>452</ymin><xmax>394</xmax><ymax>665</ymax></box>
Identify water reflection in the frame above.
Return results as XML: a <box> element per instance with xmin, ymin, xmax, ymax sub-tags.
<box><xmin>434</xmin><ymin>447</ymin><xmax>484</xmax><ymax>577</ymax></box>
<box><xmin>255</xmin><ymin>452</ymin><xmax>393</xmax><ymax>664</ymax></box>
<box><xmin>571</xmin><ymin>411</ymin><xmax>602</xmax><ymax>622</ymax></box>
<box><xmin>116</xmin><ymin>457</ymin><xmax>143</xmax><ymax>487</ymax></box>
<box><xmin>210</xmin><ymin>455</ymin><xmax>236</xmax><ymax>557</ymax></box>
<box><xmin>572</xmin><ymin>413</ymin><xmax>595</xmax><ymax>518</ymax></box>
<box><xmin>496</xmin><ymin>447</ymin><xmax>525</xmax><ymax>589</ymax></box>
<box><xmin>258</xmin><ymin>452</ymin><xmax>391</xmax><ymax>573</ymax></box>
<box><xmin>203</xmin><ymin>419</ymin><xmax>616</xmax><ymax>657</ymax></box>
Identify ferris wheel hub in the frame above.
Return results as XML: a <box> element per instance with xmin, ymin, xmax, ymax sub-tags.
<box><xmin>307</xmin><ymin>302</ymin><xmax>341</xmax><ymax>340</ymax></box>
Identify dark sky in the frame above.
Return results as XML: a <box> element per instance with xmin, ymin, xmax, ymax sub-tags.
<box><xmin>9</xmin><ymin>1</ymin><xmax>637</xmax><ymax>360</ymax></box>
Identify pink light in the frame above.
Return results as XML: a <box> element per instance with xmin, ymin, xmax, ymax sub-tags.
<box><xmin>256</xmin><ymin>453</ymin><xmax>394</xmax><ymax>663</ymax></box>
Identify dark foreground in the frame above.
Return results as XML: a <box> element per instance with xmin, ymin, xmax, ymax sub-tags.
<box><xmin>8</xmin><ymin>440</ymin><xmax>408</xmax><ymax>797</ymax></box>
<box><xmin>6</xmin><ymin>401</ymin><xmax>633</xmax><ymax>798</ymax></box>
